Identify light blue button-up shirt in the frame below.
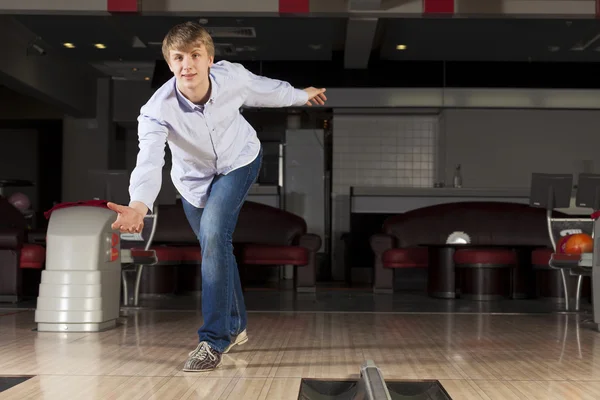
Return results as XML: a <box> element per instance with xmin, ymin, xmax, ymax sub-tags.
<box><xmin>128</xmin><ymin>60</ymin><xmax>309</xmax><ymax>211</ymax></box>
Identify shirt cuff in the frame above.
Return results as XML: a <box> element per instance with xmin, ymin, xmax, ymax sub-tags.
<box><xmin>294</xmin><ymin>88</ymin><xmax>309</xmax><ymax>106</ymax></box>
<box><xmin>129</xmin><ymin>198</ymin><xmax>153</xmax><ymax>214</ymax></box>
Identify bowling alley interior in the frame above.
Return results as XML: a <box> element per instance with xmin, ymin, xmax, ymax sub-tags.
<box><xmin>5</xmin><ymin>1</ymin><xmax>600</xmax><ymax>399</ymax></box>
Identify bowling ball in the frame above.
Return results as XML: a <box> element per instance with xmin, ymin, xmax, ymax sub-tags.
<box><xmin>560</xmin><ymin>233</ymin><xmax>593</xmax><ymax>254</ymax></box>
<box><xmin>556</xmin><ymin>234</ymin><xmax>572</xmax><ymax>253</ymax></box>
<box><xmin>7</xmin><ymin>192</ymin><xmax>30</xmax><ymax>211</ymax></box>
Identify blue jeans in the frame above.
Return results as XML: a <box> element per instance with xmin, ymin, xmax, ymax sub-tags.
<box><xmin>181</xmin><ymin>148</ymin><xmax>262</xmax><ymax>352</ymax></box>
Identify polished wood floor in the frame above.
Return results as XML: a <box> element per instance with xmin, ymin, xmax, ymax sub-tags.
<box><xmin>2</xmin><ymin>308</ymin><xmax>600</xmax><ymax>399</ymax></box>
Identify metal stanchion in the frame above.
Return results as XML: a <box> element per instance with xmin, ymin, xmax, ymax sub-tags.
<box><xmin>355</xmin><ymin>360</ymin><xmax>392</xmax><ymax>400</ymax></box>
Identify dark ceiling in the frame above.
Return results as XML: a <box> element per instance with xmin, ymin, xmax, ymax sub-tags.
<box><xmin>10</xmin><ymin>14</ymin><xmax>600</xmax><ymax>85</ymax></box>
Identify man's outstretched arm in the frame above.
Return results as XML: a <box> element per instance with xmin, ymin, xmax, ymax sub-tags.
<box><xmin>128</xmin><ymin>113</ymin><xmax>168</xmax><ymax>215</ymax></box>
<box><xmin>231</xmin><ymin>62</ymin><xmax>326</xmax><ymax>108</ymax></box>
<box><xmin>108</xmin><ymin>112</ymin><xmax>167</xmax><ymax>233</ymax></box>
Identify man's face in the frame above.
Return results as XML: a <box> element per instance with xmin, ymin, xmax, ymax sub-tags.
<box><xmin>167</xmin><ymin>43</ymin><xmax>214</xmax><ymax>92</ymax></box>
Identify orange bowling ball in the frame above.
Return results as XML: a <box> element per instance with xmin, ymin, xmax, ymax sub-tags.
<box><xmin>556</xmin><ymin>234</ymin><xmax>572</xmax><ymax>253</ymax></box>
<box><xmin>559</xmin><ymin>233</ymin><xmax>593</xmax><ymax>254</ymax></box>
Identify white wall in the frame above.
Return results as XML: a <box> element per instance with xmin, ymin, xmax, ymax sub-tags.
<box><xmin>442</xmin><ymin>109</ymin><xmax>600</xmax><ymax>188</ymax></box>
<box><xmin>331</xmin><ymin>113</ymin><xmax>440</xmax><ymax>280</ymax></box>
<box><xmin>285</xmin><ymin>129</ymin><xmax>326</xmax><ymax>250</ymax></box>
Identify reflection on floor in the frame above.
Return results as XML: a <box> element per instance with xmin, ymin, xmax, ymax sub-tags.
<box><xmin>1</xmin><ymin>288</ymin><xmax>599</xmax><ymax>399</ymax></box>
<box><xmin>140</xmin><ymin>290</ymin><xmax>591</xmax><ymax>314</ymax></box>
<box><xmin>0</xmin><ymin>289</ymin><xmax>589</xmax><ymax>315</ymax></box>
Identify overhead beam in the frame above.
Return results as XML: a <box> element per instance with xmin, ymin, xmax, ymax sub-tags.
<box><xmin>0</xmin><ymin>16</ymin><xmax>101</xmax><ymax>117</ymax></box>
<box><xmin>144</xmin><ymin>0</ymin><xmax>310</xmax><ymax>14</ymax></box>
<box><xmin>107</xmin><ymin>0</ymin><xmax>140</xmax><ymax>13</ymax></box>
<box><xmin>344</xmin><ymin>18</ymin><xmax>379</xmax><ymax>69</ymax></box>
<box><xmin>349</xmin><ymin>0</ymin><xmax>383</xmax><ymax>10</ymax></box>
<box><xmin>0</xmin><ymin>0</ymin><xmax>593</xmax><ymax>16</ymax></box>
<box><xmin>316</xmin><ymin>87</ymin><xmax>600</xmax><ymax>109</ymax></box>
<box><xmin>141</xmin><ymin>0</ymin><xmax>281</xmax><ymax>14</ymax></box>
<box><xmin>423</xmin><ymin>0</ymin><xmax>454</xmax><ymax>14</ymax></box>
<box><xmin>0</xmin><ymin>0</ymin><xmax>108</xmax><ymax>14</ymax></box>
<box><xmin>112</xmin><ymin>82</ymin><xmax>600</xmax><ymax>118</ymax></box>
<box><xmin>345</xmin><ymin>0</ymin><xmax>381</xmax><ymax>69</ymax></box>
<box><xmin>454</xmin><ymin>0</ymin><xmax>592</xmax><ymax>16</ymax></box>
<box><xmin>0</xmin><ymin>0</ymin><xmax>594</xmax><ymax>16</ymax></box>
<box><xmin>279</xmin><ymin>0</ymin><xmax>310</xmax><ymax>13</ymax></box>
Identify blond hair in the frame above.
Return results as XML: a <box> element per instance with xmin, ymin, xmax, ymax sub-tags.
<box><xmin>162</xmin><ymin>21</ymin><xmax>214</xmax><ymax>61</ymax></box>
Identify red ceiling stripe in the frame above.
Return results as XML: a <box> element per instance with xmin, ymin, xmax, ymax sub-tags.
<box><xmin>423</xmin><ymin>0</ymin><xmax>454</xmax><ymax>14</ymax></box>
<box><xmin>597</xmin><ymin>0</ymin><xmax>600</xmax><ymax>17</ymax></box>
<box><xmin>279</xmin><ymin>0</ymin><xmax>309</xmax><ymax>14</ymax></box>
<box><xmin>107</xmin><ymin>0</ymin><xmax>138</xmax><ymax>13</ymax></box>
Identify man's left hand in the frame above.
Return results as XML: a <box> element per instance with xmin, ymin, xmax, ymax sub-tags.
<box><xmin>303</xmin><ymin>87</ymin><xmax>327</xmax><ymax>106</ymax></box>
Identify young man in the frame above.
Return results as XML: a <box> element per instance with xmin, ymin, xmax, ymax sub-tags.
<box><xmin>107</xmin><ymin>21</ymin><xmax>326</xmax><ymax>372</ymax></box>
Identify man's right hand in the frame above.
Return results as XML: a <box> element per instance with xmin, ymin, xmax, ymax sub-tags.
<box><xmin>107</xmin><ymin>201</ymin><xmax>148</xmax><ymax>233</ymax></box>
<box><xmin>303</xmin><ymin>87</ymin><xmax>327</xmax><ymax>106</ymax></box>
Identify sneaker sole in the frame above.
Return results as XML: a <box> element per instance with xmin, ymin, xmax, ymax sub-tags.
<box><xmin>223</xmin><ymin>331</ymin><xmax>248</xmax><ymax>354</ymax></box>
<box><xmin>182</xmin><ymin>359</ymin><xmax>222</xmax><ymax>373</ymax></box>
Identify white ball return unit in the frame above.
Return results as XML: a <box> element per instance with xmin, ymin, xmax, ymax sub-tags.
<box><xmin>530</xmin><ymin>173</ymin><xmax>600</xmax><ymax>327</ymax></box>
<box><xmin>34</xmin><ymin>202</ymin><xmax>157</xmax><ymax>332</ymax></box>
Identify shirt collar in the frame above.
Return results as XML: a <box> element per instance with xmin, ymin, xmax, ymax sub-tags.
<box><xmin>174</xmin><ymin>72</ymin><xmax>218</xmax><ymax>111</ymax></box>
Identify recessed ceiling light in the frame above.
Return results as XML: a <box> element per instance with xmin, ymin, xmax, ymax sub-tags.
<box><xmin>132</xmin><ymin>67</ymin><xmax>138</xmax><ymax>72</ymax></box>
<box><xmin>396</xmin><ymin>44</ymin><xmax>407</xmax><ymax>50</ymax></box>
<box><xmin>63</xmin><ymin>43</ymin><xmax>75</xmax><ymax>48</ymax></box>
<box><xmin>94</xmin><ymin>43</ymin><xmax>106</xmax><ymax>49</ymax></box>
<box><xmin>144</xmin><ymin>77</ymin><xmax>150</xmax><ymax>81</ymax></box>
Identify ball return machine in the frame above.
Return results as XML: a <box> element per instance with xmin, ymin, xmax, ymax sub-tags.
<box><xmin>34</xmin><ymin>201</ymin><xmax>158</xmax><ymax>332</ymax></box>
<box><xmin>530</xmin><ymin>173</ymin><xmax>600</xmax><ymax>328</ymax></box>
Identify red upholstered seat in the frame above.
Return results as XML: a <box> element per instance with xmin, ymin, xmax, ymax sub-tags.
<box><xmin>531</xmin><ymin>247</ymin><xmax>552</xmax><ymax>266</ymax></box>
<box><xmin>550</xmin><ymin>253</ymin><xmax>582</xmax><ymax>262</ymax></box>
<box><xmin>149</xmin><ymin>246</ymin><xmax>182</xmax><ymax>264</ymax></box>
<box><xmin>129</xmin><ymin>248</ymin><xmax>157</xmax><ymax>265</ymax></box>
<box><xmin>20</xmin><ymin>244</ymin><xmax>45</xmax><ymax>269</ymax></box>
<box><xmin>179</xmin><ymin>246</ymin><xmax>202</xmax><ymax>263</ymax></box>
<box><xmin>242</xmin><ymin>244</ymin><xmax>308</xmax><ymax>265</ymax></box>
<box><xmin>145</xmin><ymin>200</ymin><xmax>319</xmax><ymax>292</ymax></box>
<box><xmin>382</xmin><ymin>247</ymin><xmax>428</xmax><ymax>268</ymax></box>
<box><xmin>454</xmin><ymin>248</ymin><xmax>517</xmax><ymax>265</ymax></box>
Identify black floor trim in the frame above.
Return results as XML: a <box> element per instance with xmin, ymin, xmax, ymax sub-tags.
<box><xmin>298</xmin><ymin>378</ymin><xmax>452</xmax><ymax>399</ymax></box>
<box><xmin>0</xmin><ymin>376</ymin><xmax>34</xmax><ymax>393</ymax></box>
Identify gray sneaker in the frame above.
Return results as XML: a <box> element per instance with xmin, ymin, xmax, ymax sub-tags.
<box><xmin>183</xmin><ymin>341</ymin><xmax>222</xmax><ymax>372</ymax></box>
<box><xmin>224</xmin><ymin>329</ymin><xmax>248</xmax><ymax>354</ymax></box>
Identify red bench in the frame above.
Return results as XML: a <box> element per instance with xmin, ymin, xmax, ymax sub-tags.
<box><xmin>0</xmin><ymin>196</ymin><xmax>46</xmax><ymax>302</ymax></box>
<box><xmin>137</xmin><ymin>200</ymin><xmax>321</xmax><ymax>295</ymax></box>
<box><xmin>370</xmin><ymin>201</ymin><xmax>561</xmax><ymax>295</ymax></box>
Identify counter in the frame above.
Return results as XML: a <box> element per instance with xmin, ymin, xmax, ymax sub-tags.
<box><xmin>247</xmin><ymin>184</ymin><xmax>281</xmax><ymax>208</ymax></box>
<box><xmin>350</xmin><ymin>186</ymin><xmax>591</xmax><ymax>216</ymax></box>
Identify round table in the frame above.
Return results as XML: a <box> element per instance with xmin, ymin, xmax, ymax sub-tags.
<box><xmin>420</xmin><ymin>243</ymin><xmax>545</xmax><ymax>299</ymax></box>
